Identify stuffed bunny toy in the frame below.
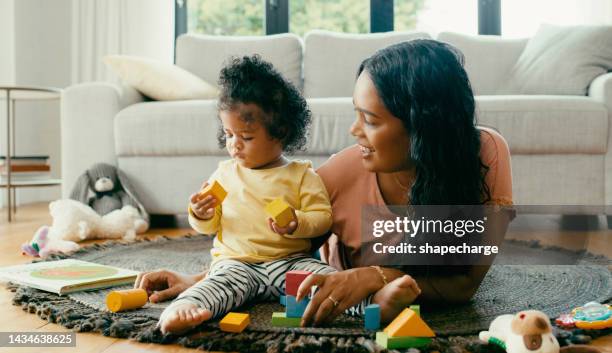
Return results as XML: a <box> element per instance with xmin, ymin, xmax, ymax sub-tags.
<box><xmin>480</xmin><ymin>310</ymin><xmax>600</xmax><ymax>353</ymax></box>
<box><xmin>69</xmin><ymin>162</ymin><xmax>149</xmax><ymax>227</ymax></box>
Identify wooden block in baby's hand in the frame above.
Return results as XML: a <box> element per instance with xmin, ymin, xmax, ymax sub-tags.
<box><xmin>285</xmin><ymin>270</ymin><xmax>311</xmax><ymax>297</ymax></box>
<box><xmin>219</xmin><ymin>312</ymin><xmax>250</xmax><ymax>333</ymax></box>
<box><xmin>265</xmin><ymin>198</ymin><xmax>295</xmax><ymax>227</ymax></box>
<box><xmin>198</xmin><ymin>180</ymin><xmax>227</xmax><ymax>207</ymax></box>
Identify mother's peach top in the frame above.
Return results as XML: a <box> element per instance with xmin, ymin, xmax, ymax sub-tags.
<box><xmin>316</xmin><ymin>127</ymin><xmax>513</xmax><ymax>271</ymax></box>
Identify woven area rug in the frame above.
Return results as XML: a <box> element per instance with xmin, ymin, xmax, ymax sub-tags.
<box><xmin>7</xmin><ymin>234</ymin><xmax>612</xmax><ymax>353</ymax></box>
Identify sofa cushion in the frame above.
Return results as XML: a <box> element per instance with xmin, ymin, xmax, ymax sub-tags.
<box><xmin>437</xmin><ymin>32</ymin><xmax>528</xmax><ymax>95</ymax></box>
<box><xmin>115</xmin><ymin>100</ymin><xmax>223</xmax><ymax>157</ymax></box>
<box><xmin>114</xmin><ymin>98</ymin><xmax>358</xmax><ymax>157</ymax></box>
<box><xmin>476</xmin><ymin>96</ymin><xmax>608</xmax><ymax>154</ymax></box>
<box><xmin>175</xmin><ymin>33</ymin><xmax>303</xmax><ymax>90</ymax></box>
<box><xmin>303</xmin><ymin>30</ymin><xmax>431</xmax><ymax>98</ymax></box>
<box><xmin>498</xmin><ymin>24</ymin><xmax>612</xmax><ymax>96</ymax></box>
<box><xmin>104</xmin><ymin>55</ymin><xmax>219</xmax><ymax>101</ymax></box>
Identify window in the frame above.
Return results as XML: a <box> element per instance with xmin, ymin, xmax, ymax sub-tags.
<box><xmin>289</xmin><ymin>0</ymin><xmax>370</xmax><ymax>37</ymax></box>
<box><xmin>187</xmin><ymin>0</ymin><xmax>264</xmax><ymax>35</ymax></box>
<box><xmin>178</xmin><ymin>0</ymin><xmax>496</xmax><ymax>40</ymax></box>
<box><xmin>396</xmin><ymin>0</ymin><xmax>477</xmax><ymax>35</ymax></box>
<box><xmin>502</xmin><ymin>0</ymin><xmax>612</xmax><ymax>38</ymax></box>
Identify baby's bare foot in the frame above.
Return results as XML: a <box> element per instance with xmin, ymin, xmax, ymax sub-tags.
<box><xmin>372</xmin><ymin>275</ymin><xmax>421</xmax><ymax>323</ymax></box>
<box><xmin>159</xmin><ymin>302</ymin><xmax>212</xmax><ymax>335</ymax></box>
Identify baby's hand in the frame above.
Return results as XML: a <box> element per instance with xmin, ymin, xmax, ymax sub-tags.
<box><xmin>267</xmin><ymin>208</ymin><xmax>298</xmax><ymax>235</ymax></box>
<box><xmin>189</xmin><ymin>182</ymin><xmax>217</xmax><ymax>220</ymax></box>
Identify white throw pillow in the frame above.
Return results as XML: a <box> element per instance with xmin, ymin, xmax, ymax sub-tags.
<box><xmin>498</xmin><ymin>24</ymin><xmax>612</xmax><ymax>95</ymax></box>
<box><xmin>104</xmin><ymin>55</ymin><xmax>219</xmax><ymax>101</ymax></box>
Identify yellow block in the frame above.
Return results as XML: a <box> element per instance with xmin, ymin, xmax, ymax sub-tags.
<box><xmin>265</xmin><ymin>198</ymin><xmax>295</xmax><ymax>227</ymax></box>
<box><xmin>198</xmin><ymin>180</ymin><xmax>227</xmax><ymax>207</ymax></box>
<box><xmin>220</xmin><ymin>312</ymin><xmax>250</xmax><ymax>333</ymax></box>
<box><xmin>106</xmin><ymin>288</ymin><xmax>148</xmax><ymax>313</ymax></box>
<box><xmin>384</xmin><ymin>308</ymin><xmax>435</xmax><ymax>337</ymax></box>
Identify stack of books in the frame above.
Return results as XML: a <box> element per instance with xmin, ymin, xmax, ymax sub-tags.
<box><xmin>0</xmin><ymin>155</ymin><xmax>51</xmax><ymax>182</ymax></box>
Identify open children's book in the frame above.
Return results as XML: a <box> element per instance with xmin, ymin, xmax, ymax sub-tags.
<box><xmin>0</xmin><ymin>259</ymin><xmax>139</xmax><ymax>295</ymax></box>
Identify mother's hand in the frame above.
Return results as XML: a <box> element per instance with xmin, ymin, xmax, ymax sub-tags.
<box><xmin>134</xmin><ymin>269</ymin><xmax>206</xmax><ymax>303</ymax></box>
<box><xmin>296</xmin><ymin>268</ymin><xmax>382</xmax><ymax>327</ymax></box>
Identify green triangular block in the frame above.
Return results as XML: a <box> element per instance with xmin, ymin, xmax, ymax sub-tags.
<box><xmin>376</xmin><ymin>332</ymin><xmax>431</xmax><ymax>349</ymax></box>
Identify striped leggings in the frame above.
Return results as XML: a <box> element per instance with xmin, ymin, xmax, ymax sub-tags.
<box><xmin>168</xmin><ymin>254</ymin><xmax>370</xmax><ymax>319</ymax></box>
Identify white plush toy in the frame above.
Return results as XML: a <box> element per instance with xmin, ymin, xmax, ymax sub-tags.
<box><xmin>480</xmin><ymin>310</ymin><xmax>600</xmax><ymax>353</ymax></box>
<box><xmin>47</xmin><ymin>199</ymin><xmax>148</xmax><ymax>243</ymax></box>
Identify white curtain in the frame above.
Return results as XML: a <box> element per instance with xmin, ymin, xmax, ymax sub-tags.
<box><xmin>71</xmin><ymin>0</ymin><xmax>175</xmax><ymax>84</ymax></box>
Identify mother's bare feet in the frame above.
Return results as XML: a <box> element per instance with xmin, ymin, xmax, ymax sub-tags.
<box><xmin>158</xmin><ymin>302</ymin><xmax>212</xmax><ymax>335</ymax></box>
<box><xmin>372</xmin><ymin>275</ymin><xmax>421</xmax><ymax>323</ymax></box>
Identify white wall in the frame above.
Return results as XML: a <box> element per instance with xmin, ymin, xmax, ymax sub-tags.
<box><xmin>0</xmin><ymin>0</ymin><xmax>15</xmax><ymax>86</ymax></box>
<box><xmin>0</xmin><ymin>0</ymin><xmax>72</xmax><ymax>210</ymax></box>
<box><xmin>0</xmin><ymin>0</ymin><xmax>174</xmax><ymax>213</ymax></box>
<box><xmin>0</xmin><ymin>0</ymin><xmax>15</xmax><ymax>211</ymax></box>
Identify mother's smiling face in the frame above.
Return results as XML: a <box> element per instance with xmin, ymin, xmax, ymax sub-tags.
<box><xmin>351</xmin><ymin>70</ymin><xmax>412</xmax><ymax>173</ymax></box>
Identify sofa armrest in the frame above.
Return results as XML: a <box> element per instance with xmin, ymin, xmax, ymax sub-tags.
<box><xmin>589</xmin><ymin>72</ymin><xmax>612</xmax><ymax>105</ymax></box>
<box><xmin>61</xmin><ymin>82</ymin><xmax>144</xmax><ymax>197</ymax></box>
<box><xmin>588</xmin><ymin>73</ymin><xmax>612</xmax><ymax>209</ymax></box>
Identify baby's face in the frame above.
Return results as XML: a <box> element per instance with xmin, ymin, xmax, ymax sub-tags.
<box><xmin>220</xmin><ymin>104</ymin><xmax>283</xmax><ymax>169</ymax></box>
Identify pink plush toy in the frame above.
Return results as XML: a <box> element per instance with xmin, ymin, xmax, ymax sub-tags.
<box><xmin>21</xmin><ymin>226</ymin><xmax>80</xmax><ymax>258</ymax></box>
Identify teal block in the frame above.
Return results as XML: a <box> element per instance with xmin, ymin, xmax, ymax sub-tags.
<box><xmin>286</xmin><ymin>295</ymin><xmax>309</xmax><ymax>318</ymax></box>
<box><xmin>365</xmin><ymin>304</ymin><xmax>380</xmax><ymax>330</ymax></box>
<box><xmin>280</xmin><ymin>295</ymin><xmax>286</xmax><ymax>306</ymax></box>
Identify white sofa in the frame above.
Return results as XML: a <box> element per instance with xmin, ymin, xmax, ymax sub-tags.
<box><xmin>61</xmin><ymin>30</ymin><xmax>612</xmax><ymax>217</ymax></box>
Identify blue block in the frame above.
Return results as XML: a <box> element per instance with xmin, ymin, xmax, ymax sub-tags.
<box><xmin>364</xmin><ymin>303</ymin><xmax>380</xmax><ymax>330</ymax></box>
<box><xmin>286</xmin><ymin>295</ymin><xmax>309</xmax><ymax>318</ymax></box>
<box><xmin>280</xmin><ymin>295</ymin><xmax>286</xmax><ymax>306</ymax></box>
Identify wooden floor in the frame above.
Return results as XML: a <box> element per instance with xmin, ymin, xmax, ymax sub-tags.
<box><xmin>0</xmin><ymin>203</ymin><xmax>610</xmax><ymax>353</ymax></box>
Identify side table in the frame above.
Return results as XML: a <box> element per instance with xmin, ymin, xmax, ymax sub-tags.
<box><xmin>0</xmin><ymin>86</ymin><xmax>62</xmax><ymax>222</ymax></box>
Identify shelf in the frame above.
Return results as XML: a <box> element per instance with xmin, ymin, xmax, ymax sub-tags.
<box><xmin>0</xmin><ymin>179</ymin><xmax>62</xmax><ymax>188</ymax></box>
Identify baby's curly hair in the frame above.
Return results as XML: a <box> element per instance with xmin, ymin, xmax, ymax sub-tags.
<box><xmin>217</xmin><ymin>55</ymin><xmax>311</xmax><ymax>154</ymax></box>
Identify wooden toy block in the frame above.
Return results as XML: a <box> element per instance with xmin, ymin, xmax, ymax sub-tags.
<box><xmin>384</xmin><ymin>308</ymin><xmax>435</xmax><ymax>337</ymax></box>
<box><xmin>280</xmin><ymin>295</ymin><xmax>286</xmax><ymax>306</ymax></box>
<box><xmin>365</xmin><ymin>304</ymin><xmax>381</xmax><ymax>330</ymax></box>
<box><xmin>410</xmin><ymin>304</ymin><xmax>420</xmax><ymax>316</ymax></box>
<box><xmin>198</xmin><ymin>180</ymin><xmax>227</xmax><ymax>207</ymax></box>
<box><xmin>286</xmin><ymin>295</ymin><xmax>310</xmax><ymax>318</ymax></box>
<box><xmin>219</xmin><ymin>312</ymin><xmax>250</xmax><ymax>333</ymax></box>
<box><xmin>106</xmin><ymin>288</ymin><xmax>148</xmax><ymax>312</ymax></box>
<box><xmin>271</xmin><ymin>312</ymin><xmax>301</xmax><ymax>327</ymax></box>
<box><xmin>285</xmin><ymin>270</ymin><xmax>311</xmax><ymax>296</ymax></box>
<box><xmin>265</xmin><ymin>198</ymin><xmax>295</xmax><ymax>227</ymax></box>
<box><xmin>376</xmin><ymin>332</ymin><xmax>431</xmax><ymax>349</ymax></box>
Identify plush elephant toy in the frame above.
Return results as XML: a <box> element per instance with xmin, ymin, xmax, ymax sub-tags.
<box><xmin>69</xmin><ymin>163</ymin><xmax>149</xmax><ymax>226</ymax></box>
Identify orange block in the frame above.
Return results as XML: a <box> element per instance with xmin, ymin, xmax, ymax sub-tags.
<box><xmin>198</xmin><ymin>180</ymin><xmax>227</xmax><ymax>207</ymax></box>
<box><xmin>219</xmin><ymin>312</ymin><xmax>250</xmax><ymax>333</ymax></box>
<box><xmin>265</xmin><ymin>198</ymin><xmax>295</xmax><ymax>227</ymax></box>
<box><xmin>106</xmin><ymin>288</ymin><xmax>148</xmax><ymax>312</ymax></box>
<box><xmin>384</xmin><ymin>308</ymin><xmax>435</xmax><ymax>337</ymax></box>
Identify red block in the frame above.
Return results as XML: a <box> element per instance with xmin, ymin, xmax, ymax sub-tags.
<box><xmin>285</xmin><ymin>270</ymin><xmax>311</xmax><ymax>296</ymax></box>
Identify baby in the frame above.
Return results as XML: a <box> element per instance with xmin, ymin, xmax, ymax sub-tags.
<box><xmin>158</xmin><ymin>55</ymin><xmax>338</xmax><ymax>334</ymax></box>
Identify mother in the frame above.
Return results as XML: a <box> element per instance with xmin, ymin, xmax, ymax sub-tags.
<box><xmin>136</xmin><ymin>39</ymin><xmax>514</xmax><ymax>327</ymax></box>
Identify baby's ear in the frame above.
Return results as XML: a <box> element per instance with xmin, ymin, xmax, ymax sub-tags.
<box><xmin>560</xmin><ymin>345</ymin><xmax>601</xmax><ymax>353</ymax></box>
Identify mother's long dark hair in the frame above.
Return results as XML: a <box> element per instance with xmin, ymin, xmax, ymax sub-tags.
<box><xmin>357</xmin><ymin>39</ymin><xmax>491</xmax><ymax>205</ymax></box>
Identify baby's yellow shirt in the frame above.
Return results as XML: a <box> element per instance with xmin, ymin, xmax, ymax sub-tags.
<box><xmin>188</xmin><ymin>159</ymin><xmax>332</xmax><ymax>264</ymax></box>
